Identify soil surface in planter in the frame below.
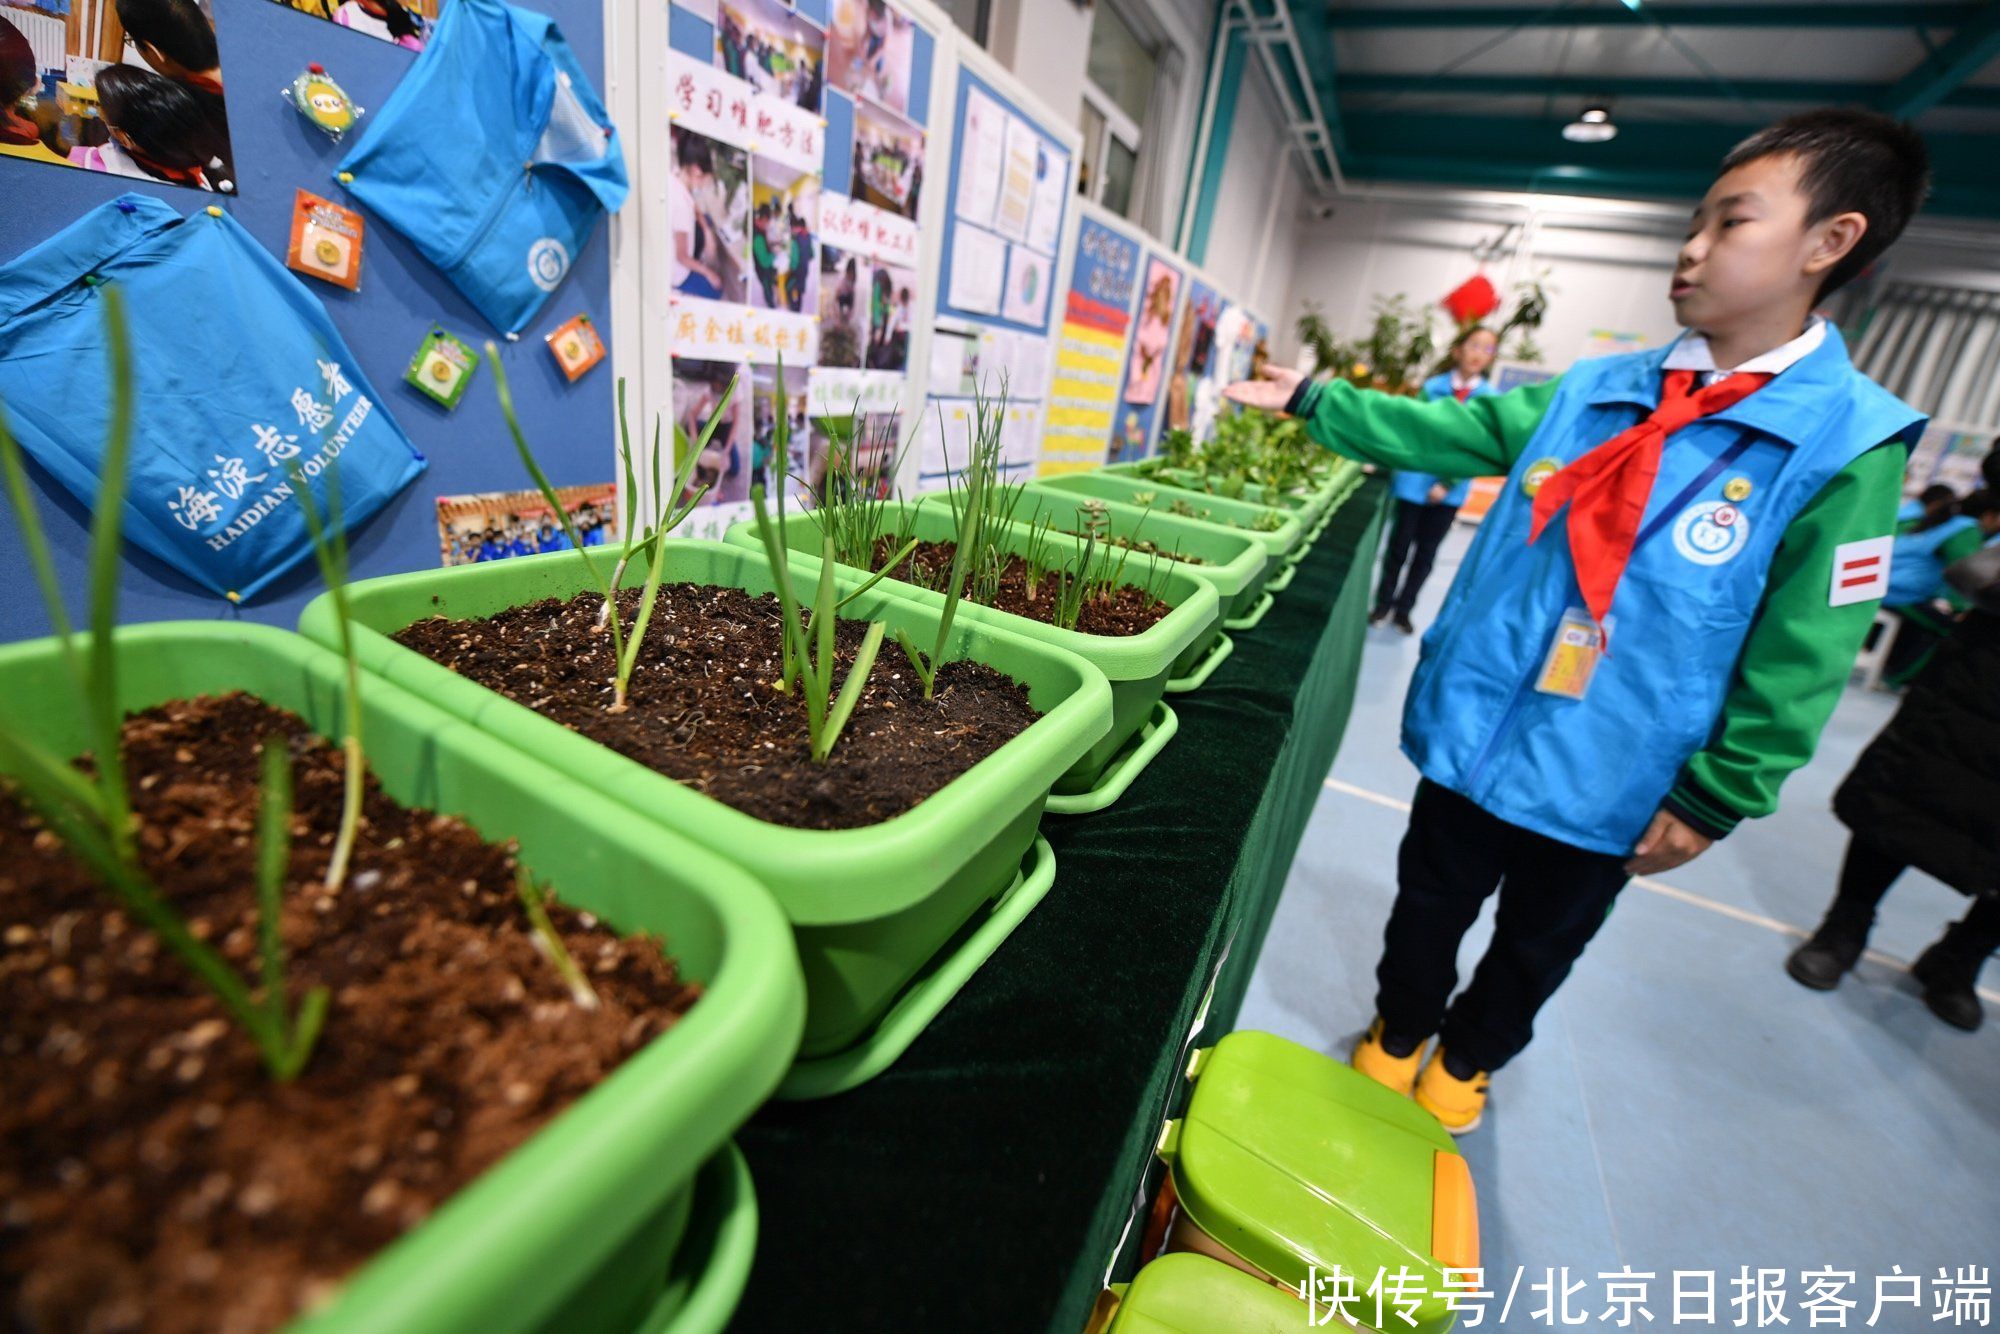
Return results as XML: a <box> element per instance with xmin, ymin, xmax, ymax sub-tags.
<box><xmin>877</xmin><ymin>537</ymin><xmax>1173</xmax><ymax>638</ymax></box>
<box><xmin>393</xmin><ymin>583</ymin><xmax>1040</xmax><ymax>832</ymax></box>
<box><xmin>1058</xmin><ymin>530</ymin><xmax>1205</xmax><ymax>566</ymax></box>
<box><xmin>0</xmin><ymin>692</ymin><xmax>701</xmax><ymax>1334</ymax></box>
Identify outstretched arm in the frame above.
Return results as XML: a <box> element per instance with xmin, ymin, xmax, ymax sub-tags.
<box><xmin>1225</xmin><ymin>366</ymin><xmax>1562</xmax><ymax>479</ymax></box>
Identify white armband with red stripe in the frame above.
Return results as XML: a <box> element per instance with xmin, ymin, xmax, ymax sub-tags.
<box><xmin>1829</xmin><ymin>536</ymin><xmax>1892</xmax><ymax>607</ymax></box>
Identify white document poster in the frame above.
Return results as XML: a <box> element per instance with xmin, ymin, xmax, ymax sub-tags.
<box><xmin>955</xmin><ymin>86</ymin><xmax>1007</xmax><ymax>229</ymax></box>
<box><xmin>994</xmin><ymin>115</ymin><xmax>1038</xmax><ymax>242</ymax></box>
<box><xmin>1001</xmin><ymin>244</ymin><xmax>1052</xmax><ymax>328</ymax></box>
<box><xmin>1025</xmin><ymin>143</ymin><xmax>1069</xmax><ymax>256</ymax></box>
<box><xmin>947</xmin><ymin>222</ymin><xmax>1008</xmax><ymax>315</ymax></box>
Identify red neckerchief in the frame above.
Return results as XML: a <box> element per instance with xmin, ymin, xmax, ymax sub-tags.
<box><xmin>1528</xmin><ymin>368</ymin><xmax>1772</xmax><ymax>645</ymax></box>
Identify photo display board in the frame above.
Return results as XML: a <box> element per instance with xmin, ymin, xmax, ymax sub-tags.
<box><xmin>664</xmin><ymin>0</ymin><xmax>934</xmax><ymax>536</ymax></box>
<box><xmin>921</xmin><ymin>64</ymin><xmax>1071</xmax><ymax>484</ymax></box>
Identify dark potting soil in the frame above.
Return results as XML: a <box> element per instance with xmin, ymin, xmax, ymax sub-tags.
<box><xmin>0</xmin><ymin>692</ymin><xmax>701</xmax><ymax>1334</ymax></box>
<box><xmin>877</xmin><ymin>537</ymin><xmax>1174</xmax><ymax>638</ymax></box>
<box><xmin>392</xmin><ymin>583</ymin><xmax>1041</xmax><ymax>832</ymax></box>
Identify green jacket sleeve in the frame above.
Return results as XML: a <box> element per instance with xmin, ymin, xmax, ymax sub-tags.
<box><xmin>1290</xmin><ymin>375</ymin><xmax>1564</xmax><ymax>477</ymax></box>
<box><xmin>1662</xmin><ymin>443</ymin><xmax>1910</xmax><ymax>840</ymax></box>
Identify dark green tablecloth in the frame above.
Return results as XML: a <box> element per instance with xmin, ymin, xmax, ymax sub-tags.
<box><xmin>731</xmin><ymin>476</ymin><xmax>1388</xmax><ymax>1332</ymax></box>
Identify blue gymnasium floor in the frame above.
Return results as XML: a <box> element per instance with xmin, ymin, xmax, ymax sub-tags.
<box><xmin>1239</xmin><ymin>520</ymin><xmax>2000</xmax><ymax>1307</ymax></box>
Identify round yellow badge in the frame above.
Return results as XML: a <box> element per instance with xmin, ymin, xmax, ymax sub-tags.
<box><xmin>1724</xmin><ymin>476</ymin><xmax>1753</xmax><ymax>502</ymax></box>
<box><xmin>1523</xmin><ymin>457</ymin><xmax>1563</xmax><ymax>498</ymax></box>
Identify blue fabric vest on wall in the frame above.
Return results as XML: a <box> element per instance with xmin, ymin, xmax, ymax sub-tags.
<box><xmin>338</xmin><ymin>0</ymin><xmax>628</xmax><ymax>336</ymax></box>
<box><xmin>1392</xmin><ymin>372</ymin><xmax>1494</xmax><ymax>508</ymax></box>
<box><xmin>1886</xmin><ymin>515</ymin><xmax>1976</xmax><ymax>607</ymax></box>
<box><xmin>0</xmin><ymin>196</ymin><xmax>426</xmax><ymax>603</ymax></box>
<box><xmin>1401</xmin><ymin>326</ymin><xmax>1924</xmax><ymax>855</ymax></box>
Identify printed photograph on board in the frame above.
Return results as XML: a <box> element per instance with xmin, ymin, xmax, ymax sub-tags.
<box><xmin>436</xmin><ymin>483</ymin><xmax>616</xmax><ymax>567</ymax></box>
<box><xmin>264</xmin><ymin>0</ymin><xmax>437</xmax><ymax>50</ymax></box>
<box><xmin>671</xmin><ymin>123</ymin><xmax>751</xmax><ymax>303</ymax></box>
<box><xmin>825</xmin><ymin>0</ymin><xmax>914</xmax><ymax>118</ymax></box>
<box><xmin>817</xmin><ymin>244</ymin><xmax>868</xmax><ymax>369</ymax></box>
<box><xmin>865</xmin><ymin>260</ymin><xmax>916</xmax><ymax>372</ymax></box>
<box><xmin>751</xmin><ymin>363</ymin><xmax>810</xmax><ymax>497</ymax></box>
<box><xmin>674</xmin><ymin>357</ymin><xmax>753</xmax><ymax>507</ymax></box>
<box><xmin>2</xmin><ymin>0</ymin><xmax>238</xmax><ymax>190</ymax></box>
<box><xmin>805</xmin><ymin>410</ymin><xmax>899</xmax><ymax>504</ymax></box>
<box><xmin>1125</xmin><ymin>259</ymin><xmax>1180</xmax><ymax>406</ymax></box>
<box><xmin>852</xmin><ymin>96</ymin><xmax>923</xmax><ymax>221</ymax></box>
<box><xmin>715</xmin><ymin>0</ymin><xmax>822</xmax><ymax>114</ymax></box>
<box><xmin>749</xmin><ymin>155</ymin><xmax>820</xmax><ymax>315</ymax></box>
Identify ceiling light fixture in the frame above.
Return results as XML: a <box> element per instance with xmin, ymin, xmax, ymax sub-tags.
<box><xmin>1563</xmin><ymin>104</ymin><xmax>1618</xmax><ymax>143</ymax></box>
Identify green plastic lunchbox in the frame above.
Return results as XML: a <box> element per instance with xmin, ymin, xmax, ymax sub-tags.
<box><xmin>1091</xmin><ymin>1252</ymin><xmax>1307</xmax><ymax>1334</ymax></box>
<box><xmin>1155</xmin><ymin>1031</ymin><xmax>1479</xmax><ymax>1334</ymax></box>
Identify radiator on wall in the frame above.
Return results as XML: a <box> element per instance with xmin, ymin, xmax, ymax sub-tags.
<box><xmin>2</xmin><ymin>3</ymin><xmax>68</xmax><ymax>78</ymax></box>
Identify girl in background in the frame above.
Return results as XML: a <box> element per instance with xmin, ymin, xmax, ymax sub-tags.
<box><xmin>1370</xmin><ymin>325</ymin><xmax>1499</xmax><ymax>634</ymax></box>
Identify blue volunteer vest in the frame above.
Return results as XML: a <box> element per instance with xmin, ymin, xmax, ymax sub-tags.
<box><xmin>1401</xmin><ymin>327</ymin><xmax>1924</xmax><ymax>855</ymax></box>
<box><xmin>0</xmin><ymin>196</ymin><xmax>425</xmax><ymax>603</ymax></box>
<box><xmin>1392</xmin><ymin>373</ymin><xmax>1493</xmax><ymax>507</ymax></box>
<box><xmin>338</xmin><ymin>0</ymin><xmax>627</xmax><ymax>336</ymax></box>
<box><xmin>1885</xmin><ymin>515</ymin><xmax>1976</xmax><ymax>607</ymax></box>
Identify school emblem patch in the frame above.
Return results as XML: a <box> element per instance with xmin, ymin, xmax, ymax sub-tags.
<box><xmin>527</xmin><ymin>237</ymin><xmax>570</xmax><ymax>292</ymax></box>
<box><xmin>1672</xmin><ymin>499</ymin><xmax>1751</xmax><ymax>566</ymax></box>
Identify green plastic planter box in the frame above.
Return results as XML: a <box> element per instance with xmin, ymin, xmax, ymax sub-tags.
<box><xmin>641</xmin><ymin>1142</ymin><xmax>760</xmax><ymax>1333</ymax></box>
<box><xmin>1103</xmin><ymin>459</ymin><xmax>1330</xmax><ymax>521</ymax></box>
<box><xmin>720</xmin><ymin>501</ymin><xmax>1217</xmax><ymax>802</ymax></box>
<box><xmin>1156</xmin><ymin>1031</ymin><xmax>1479</xmax><ymax>1334</ymax></box>
<box><xmin>1100</xmin><ymin>1253</ymin><xmax>1305</xmax><ymax>1333</ymax></box>
<box><xmin>0</xmin><ymin>623</ymin><xmax>803</xmax><ymax>1334</ymax></box>
<box><xmin>301</xmin><ymin>541</ymin><xmax>1111</xmax><ymax>1083</ymax></box>
<box><xmin>1005</xmin><ymin>482</ymin><xmax>1272</xmax><ymax>667</ymax></box>
<box><xmin>1034</xmin><ymin>470</ymin><xmax>1307</xmax><ymax>567</ymax></box>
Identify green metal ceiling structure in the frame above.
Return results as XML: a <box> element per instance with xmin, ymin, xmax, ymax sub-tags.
<box><xmin>1262</xmin><ymin>1</ymin><xmax>2000</xmax><ymax>218</ymax></box>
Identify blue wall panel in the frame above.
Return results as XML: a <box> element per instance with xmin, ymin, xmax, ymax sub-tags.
<box><xmin>0</xmin><ymin>0</ymin><xmax>616</xmax><ymax>641</ymax></box>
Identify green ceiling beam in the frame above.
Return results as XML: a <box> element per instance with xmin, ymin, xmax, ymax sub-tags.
<box><xmin>1344</xmin><ymin>152</ymin><xmax>2000</xmax><ymax>217</ymax></box>
<box><xmin>1280</xmin><ymin>0</ymin><xmax>1348</xmax><ymax>161</ymax></box>
<box><xmin>1878</xmin><ymin>1</ymin><xmax>2000</xmax><ymax>117</ymax></box>
<box><xmin>1321</xmin><ymin>4</ymin><xmax>1983</xmax><ymax>30</ymax></box>
<box><xmin>1337</xmin><ymin>110</ymin><xmax>2000</xmax><ymax>216</ymax></box>
<box><xmin>1336</xmin><ymin>71</ymin><xmax>1954</xmax><ymax>106</ymax></box>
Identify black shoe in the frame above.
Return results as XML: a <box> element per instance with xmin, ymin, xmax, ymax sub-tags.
<box><xmin>1392</xmin><ymin>613</ymin><xmax>1416</xmax><ymax>635</ymax></box>
<box><xmin>1911</xmin><ymin>944</ymin><xmax>1985</xmax><ymax>1031</ymax></box>
<box><xmin>1368</xmin><ymin>604</ymin><xmax>1393</xmax><ymax>626</ymax></box>
<box><xmin>1786</xmin><ymin>929</ymin><xmax>1865</xmax><ymax>991</ymax></box>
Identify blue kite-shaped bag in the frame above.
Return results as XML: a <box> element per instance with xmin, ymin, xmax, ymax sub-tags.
<box><xmin>337</xmin><ymin>0</ymin><xmax>628</xmax><ymax>336</ymax></box>
<box><xmin>0</xmin><ymin>195</ymin><xmax>425</xmax><ymax>604</ymax></box>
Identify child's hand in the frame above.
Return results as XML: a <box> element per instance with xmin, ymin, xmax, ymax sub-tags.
<box><xmin>1223</xmin><ymin>364</ymin><xmax>1304</xmax><ymax>413</ymax></box>
<box><xmin>1624</xmin><ymin>808</ymin><xmax>1713</xmax><ymax>877</ymax></box>
<box><xmin>1427</xmin><ymin>483</ymin><xmax>1450</xmax><ymax>504</ymax></box>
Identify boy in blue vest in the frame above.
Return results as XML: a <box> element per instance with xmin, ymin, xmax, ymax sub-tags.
<box><xmin>1226</xmin><ymin>109</ymin><xmax>1931</xmax><ymax>1133</ymax></box>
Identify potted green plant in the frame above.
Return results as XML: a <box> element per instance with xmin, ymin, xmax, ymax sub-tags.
<box><xmin>299</xmin><ymin>363</ymin><xmax>1113</xmax><ymax>1090</ymax></box>
<box><xmin>1000</xmin><ymin>488</ymin><xmax>1270</xmax><ymax>669</ymax></box>
<box><xmin>0</xmin><ymin>294</ymin><xmax>801</xmax><ymax>1333</ymax></box>
<box><xmin>721</xmin><ymin>395</ymin><xmax>1219</xmax><ymax>812</ymax></box>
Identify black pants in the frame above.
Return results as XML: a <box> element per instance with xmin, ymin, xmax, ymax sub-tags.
<box><xmin>1376</xmin><ymin>499</ymin><xmax>1459</xmax><ymax>617</ymax></box>
<box><xmin>1825</xmin><ymin>835</ymin><xmax>2000</xmax><ymax>969</ymax></box>
<box><xmin>1377</xmin><ymin>781</ymin><xmax>1630</xmax><ymax>1071</ymax></box>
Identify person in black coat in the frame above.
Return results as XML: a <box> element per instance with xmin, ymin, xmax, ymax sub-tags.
<box><xmin>1786</xmin><ymin>548</ymin><xmax>2000</xmax><ymax>1030</ymax></box>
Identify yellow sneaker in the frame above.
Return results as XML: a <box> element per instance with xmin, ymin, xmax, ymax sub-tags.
<box><xmin>1414</xmin><ymin>1050</ymin><xmax>1490</xmax><ymax>1135</ymax></box>
<box><xmin>1350</xmin><ymin>1018</ymin><xmax>1427</xmax><ymax>1097</ymax></box>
